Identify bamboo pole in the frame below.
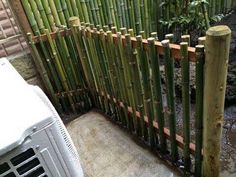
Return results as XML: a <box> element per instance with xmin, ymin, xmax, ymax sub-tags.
<box><xmin>198</xmin><ymin>36</ymin><xmax>206</xmax><ymax>46</ymax></box>
<box><xmin>180</xmin><ymin>41</ymin><xmax>191</xmax><ymax>171</ymax></box>
<box><xmin>148</xmin><ymin>37</ymin><xmax>166</xmax><ymax>153</ymax></box>
<box><xmin>27</xmin><ymin>33</ymin><xmax>61</xmax><ymax>112</ymax></box>
<box><xmin>203</xmin><ymin>26</ymin><xmax>231</xmax><ymax>177</ymax></box>
<box><xmin>137</xmin><ymin>36</ymin><xmax>155</xmax><ymax>147</ymax></box>
<box><xmin>162</xmin><ymin>39</ymin><xmax>178</xmax><ymax>161</ymax></box>
<box><xmin>195</xmin><ymin>45</ymin><xmax>205</xmax><ymax>177</ymax></box>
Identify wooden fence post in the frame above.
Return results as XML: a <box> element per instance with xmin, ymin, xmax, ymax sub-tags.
<box><xmin>203</xmin><ymin>26</ymin><xmax>231</xmax><ymax>177</ymax></box>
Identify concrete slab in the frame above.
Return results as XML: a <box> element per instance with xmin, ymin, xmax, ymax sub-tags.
<box><xmin>66</xmin><ymin>111</ymin><xmax>180</xmax><ymax>177</ymax></box>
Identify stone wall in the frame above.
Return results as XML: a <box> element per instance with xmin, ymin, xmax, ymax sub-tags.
<box><xmin>7</xmin><ymin>53</ymin><xmax>44</xmax><ymax>89</ymax></box>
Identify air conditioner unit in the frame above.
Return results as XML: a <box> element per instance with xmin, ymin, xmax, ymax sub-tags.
<box><xmin>0</xmin><ymin>58</ymin><xmax>84</xmax><ymax>177</ymax></box>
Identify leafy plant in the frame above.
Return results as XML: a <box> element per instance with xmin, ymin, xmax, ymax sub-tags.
<box><xmin>160</xmin><ymin>0</ymin><xmax>210</xmax><ymax>36</ymax></box>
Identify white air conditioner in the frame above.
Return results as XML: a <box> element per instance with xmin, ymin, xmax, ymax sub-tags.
<box><xmin>0</xmin><ymin>58</ymin><xmax>84</xmax><ymax>177</ymax></box>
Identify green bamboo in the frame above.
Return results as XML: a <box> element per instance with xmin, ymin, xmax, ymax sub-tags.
<box><xmin>21</xmin><ymin>0</ymin><xmax>40</xmax><ymax>34</ymax></box>
<box><xmin>133</xmin><ymin>0</ymin><xmax>142</xmax><ymax>34</ymax></box>
<box><xmin>54</xmin><ymin>0</ymin><xmax>67</xmax><ymax>25</ymax></box>
<box><xmin>27</xmin><ymin>33</ymin><xmax>61</xmax><ymax>112</ymax></box>
<box><xmin>148</xmin><ymin>37</ymin><xmax>167</xmax><ymax>153</ymax></box>
<box><xmin>108</xmin><ymin>0</ymin><xmax>116</xmax><ymax>27</ymax></box>
<box><xmin>117</xmin><ymin>32</ymin><xmax>133</xmax><ymax>130</ymax></box>
<box><xmin>180</xmin><ymin>41</ymin><xmax>191</xmax><ymax>171</ymax></box>
<box><xmin>65</xmin><ymin>0</ymin><xmax>74</xmax><ymax>16</ymax></box>
<box><xmin>34</xmin><ymin>0</ymin><xmax>51</xmax><ymax>31</ymax></box>
<box><xmin>90</xmin><ymin>0</ymin><xmax>98</xmax><ymax>25</ymax></box>
<box><xmin>195</xmin><ymin>45</ymin><xmax>205</xmax><ymax>177</ymax></box>
<box><xmin>36</xmin><ymin>31</ymin><xmax>70</xmax><ymax>112</ymax></box>
<box><xmin>41</xmin><ymin>0</ymin><xmax>57</xmax><ymax>31</ymax></box>
<box><xmin>45</xmin><ymin>29</ymin><xmax>76</xmax><ymax>112</ymax></box>
<box><xmin>112</xmin><ymin>0</ymin><xmax>119</xmax><ymax>29</ymax></box>
<box><xmin>28</xmin><ymin>0</ymin><xmax>45</xmax><ymax>34</ymax></box>
<box><xmin>162</xmin><ymin>39</ymin><xmax>178</xmax><ymax>161</ymax></box>
<box><xmin>120</xmin><ymin>0</ymin><xmax>127</xmax><ymax>27</ymax></box>
<box><xmin>48</xmin><ymin>0</ymin><xmax>61</xmax><ymax>26</ymax></box>
<box><xmin>60</xmin><ymin>0</ymin><xmax>71</xmax><ymax>22</ymax></box>
<box><xmin>69</xmin><ymin>0</ymin><xmax>79</xmax><ymax>17</ymax></box>
<box><xmin>97</xmin><ymin>0</ymin><xmax>105</xmax><ymax>25</ymax></box>
<box><xmin>93</xmin><ymin>0</ymin><xmax>102</xmax><ymax>25</ymax></box>
<box><xmin>111</xmin><ymin>29</ymin><xmax>130</xmax><ymax>125</ymax></box>
<box><xmin>93</xmin><ymin>29</ymin><xmax>111</xmax><ymax>113</ymax></box>
<box><xmin>137</xmin><ymin>36</ymin><xmax>155</xmax><ymax>147</ymax></box>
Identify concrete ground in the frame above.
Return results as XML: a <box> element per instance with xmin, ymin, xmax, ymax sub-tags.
<box><xmin>66</xmin><ymin>111</ymin><xmax>180</xmax><ymax>177</ymax></box>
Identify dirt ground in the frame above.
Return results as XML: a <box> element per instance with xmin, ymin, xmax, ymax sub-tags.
<box><xmin>66</xmin><ymin>111</ymin><xmax>180</xmax><ymax>177</ymax></box>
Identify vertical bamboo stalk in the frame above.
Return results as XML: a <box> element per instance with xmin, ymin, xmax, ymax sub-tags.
<box><xmin>28</xmin><ymin>0</ymin><xmax>45</xmax><ymax>34</ymax></box>
<box><xmin>80</xmin><ymin>0</ymin><xmax>90</xmax><ymax>22</ymax></box>
<box><xmin>48</xmin><ymin>0</ymin><xmax>61</xmax><ymax>26</ymax></box>
<box><xmin>34</xmin><ymin>0</ymin><xmax>51</xmax><ymax>31</ymax></box>
<box><xmin>124</xmin><ymin>34</ymin><xmax>138</xmax><ymax>132</ymax></box>
<box><xmin>27</xmin><ymin>33</ymin><xmax>61</xmax><ymax>112</ymax></box>
<box><xmin>148</xmin><ymin>37</ymin><xmax>167</xmax><ymax>153</ymax></box>
<box><xmin>116</xmin><ymin>32</ymin><xmax>132</xmax><ymax>129</ymax></box>
<box><xmin>180</xmin><ymin>41</ymin><xmax>191</xmax><ymax>171</ymax></box>
<box><xmin>162</xmin><ymin>39</ymin><xmax>178</xmax><ymax>161</ymax></box>
<box><xmin>54</xmin><ymin>0</ymin><xmax>67</xmax><ymax>25</ymax></box>
<box><xmin>137</xmin><ymin>36</ymin><xmax>155</xmax><ymax>147</ymax></box>
<box><xmin>195</xmin><ymin>45</ymin><xmax>205</xmax><ymax>177</ymax></box>
<box><xmin>203</xmin><ymin>26</ymin><xmax>231</xmax><ymax>177</ymax></box>
<box><xmin>198</xmin><ymin>36</ymin><xmax>206</xmax><ymax>46</ymax></box>
<box><xmin>41</xmin><ymin>0</ymin><xmax>57</xmax><ymax>31</ymax></box>
<box><xmin>21</xmin><ymin>0</ymin><xmax>40</xmax><ymax>33</ymax></box>
<box><xmin>69</xmin><ymin>0</ymin><xmax>79</xmax><ymax>17</ymax></box>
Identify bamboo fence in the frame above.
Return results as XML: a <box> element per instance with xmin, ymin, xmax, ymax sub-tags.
<box><xmin>7</xmin><ymin>0</ymin><xmax>232</xmax><ymax>176</ymax></box>
<box><xmin>18</xmin><ymin>0</ymin><xmax>234</xmax><ymax>38</ymax></box>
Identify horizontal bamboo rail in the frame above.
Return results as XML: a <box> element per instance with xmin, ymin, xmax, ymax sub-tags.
<box><xmin>31</xmin><ymin>29</ymin><xmax>197</xmax><ymax>61</ymax></box>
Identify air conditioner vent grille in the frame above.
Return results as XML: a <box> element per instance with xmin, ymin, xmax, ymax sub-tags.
<box><xmin>3</xmin><ymin>172</ymin><xmax>16</xmax><ymax>177</ymax></box>
<box><xmin>10</xmin><ymin>148</ymin><xmax>35</xmax><ymax>166</ymax></box>
<box><xmin>0</xmin><ymin>163</ymin><xmax>10</xmax><ymax>175</ymax></box>
<box><xmin>57</xmin><ymin>120</ymin><xmax>80</xmax><ymax>161</ymax></box>
<box><xmin>16</xmin><ymin>158</ymin><xmax>40</xmax><ymax>175</ymax></box>
<box><xmin>0</xmin><ymin>148</ymin><xmax>48</xmax><ymax>177</ymax></box>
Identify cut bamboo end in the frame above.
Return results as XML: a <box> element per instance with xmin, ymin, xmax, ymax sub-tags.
<box><xmin>198</xmin><ymin>36</ymin><xmax>206</xmax><ymax>45</ymax></box>
<box><xmin>120</xmin><ymin>28</ymin><xmax>127</xmax><ymax>35</ymax></box>
<box><xmin>136</xmin><ymin>35</ymin><xmax>142</xmax><ymax>42</ymax></box>
<box><xmin>111</xmin><ymin>26</ymin><xmax>117</xmax><ymax>34</ymax></box>
<box><xmin>181</xmin><ymin>35</ymin><xmax>190</xmax><ymax>42</ymax></box>
<box><xmin>151</xmin><ymin>32</ymin><xmax>158</xmax><ymax>39</ymax></box>
<box><xmin>93</xmin><ymin>28</ymin><xmax>98</xmax><ymax>33</ymax></box>
<box><xmin>68</xmin><ymin>16</ymin><xmax>80</xmax><ymax>27</ymax></box>
<box><xmin>206</xmin><ymin>25</ymin><xmax>231</xmax><ymax>36</ymax></box>
<box><xmin>103</xmin><ymin>25</ymin><xmax>109</xmax><ymax>31</ymax></box>
<box><xmin>128</xmin><ymin>29</ymin><xmax>134</xmax><ymax>36</ymax></box>
<box><xmin>139</xmin><ymin>31</ymin><xmax>145</xmax><ymax>38</ymax></box>
<box><xmin>165</xmin><ymin>34</ymin><xmax>174</xmax><ymax>39</ymax></box>
<box><xmin>180</xmin><ymin>42</ymin><xmax>188</xmax><ymax>46</ymax></box>
<box><xmin>147</xmin><ymin>37</ymin><xmax>155</xmax><ymax>44</ymax></box>
<box><xmin>161</xmin><ymin>39</ymin><xmax>170</xmax><ymax>47</ymax></box>
<box><xmin>195</xmin><ymin>45</ymin><xmax>205</xmax><ymax>49</ymax></box>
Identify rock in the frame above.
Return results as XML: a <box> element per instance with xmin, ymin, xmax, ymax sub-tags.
<box><xmin>9</xmin><ymin>54</ymin><xmax>37</xmax><ymax>80</ymax></box>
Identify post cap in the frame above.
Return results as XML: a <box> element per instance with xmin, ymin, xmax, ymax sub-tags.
<box><xmin>206</xmin><ymin>25</ymin><xmax>231</xmax><ymax>36</ymax></box>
